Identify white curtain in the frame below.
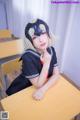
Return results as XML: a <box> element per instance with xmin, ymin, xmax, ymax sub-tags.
<box><xmin>49</xmin><ymin>2</ymin><xmax>80</xmax><ymax>87</ymax></box>
<box><xmin>5</xmin><ymin>0</ymin><xmax>80</xmax><ymax>87</ymax></box>
<box><xmin>60</xmin><ymin>4</ymin><xmax>80</xmax><ymax>88</ymax></box>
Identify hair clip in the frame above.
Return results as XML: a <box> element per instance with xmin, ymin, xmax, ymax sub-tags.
<box><xmin>28</xmin><ymin>28</ymin><xmax>35</xmax><ymax>38</ymax></box>
<box><xmin>39</xmin><ymin>24</ymin><xmax>46</xmax><ymax>32</ymax></box>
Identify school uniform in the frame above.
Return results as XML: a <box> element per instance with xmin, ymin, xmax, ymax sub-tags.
<box><xmin>6</xmin><ymin>46</ymin><xmax>58</xmax><ymax>96</ymax></box>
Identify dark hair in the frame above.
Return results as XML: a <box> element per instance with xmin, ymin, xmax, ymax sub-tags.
<box><xmin>25</xmin><ymin>19</ymin><xmax>50</xmax><ymax>43</ymax></box>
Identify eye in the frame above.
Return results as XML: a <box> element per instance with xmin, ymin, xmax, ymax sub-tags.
<box><xmin>32</xmin><ymin>36</ymin><xmax>37</xmax><ymax>40</ymax></box>
<box><xmin>41</xmin><ymin>32</ymin><xmax>46</xmax><ymax>35</ymax></box>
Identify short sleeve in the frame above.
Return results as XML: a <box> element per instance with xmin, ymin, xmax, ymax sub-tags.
<box><xmin>51</xmin><ymin>47</ymin><xmax>58</xmax><ymax>67</ymax></box>
<box><xmin>21</xmin><ymin>54</ymin><xmax>39</xmax><ymax>79</ymax></box>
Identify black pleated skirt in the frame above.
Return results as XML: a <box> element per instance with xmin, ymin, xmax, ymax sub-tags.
<box><xmin>6</xmin><ymin>74</ymin><xmax>32</xmax><ymax>96</ymax></box>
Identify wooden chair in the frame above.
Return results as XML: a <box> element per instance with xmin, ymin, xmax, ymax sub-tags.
<box><xmin>0</xmin><ymin>58</ymin><xmax>22</xmax><ymax>99</ymax></box>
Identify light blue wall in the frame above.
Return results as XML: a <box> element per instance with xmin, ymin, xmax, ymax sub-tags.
<box><xmin>0</xmin><ymin>1</ymin><xmax>7</xmax><ymax>29</ymax></box>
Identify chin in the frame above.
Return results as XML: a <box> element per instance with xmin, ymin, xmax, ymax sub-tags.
<box><xmin>42</xmin><ymin>43</ymin><xmax>48</xmax><ymax>49</ymax></box>
<box><xmin>40</xmin><ymin>46</ymin><xmax>47</xmax><ymax>51</ymax></box>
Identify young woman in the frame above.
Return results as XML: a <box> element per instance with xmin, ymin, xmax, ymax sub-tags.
<box><xmin>6</xmin><ymin>19</ymin><xmax>59</xmax><ymax>100</ymax></box>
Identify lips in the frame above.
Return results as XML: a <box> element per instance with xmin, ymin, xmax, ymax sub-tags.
<box><xmin>40</xmin><ymin>43</ymin><xmax>46</xmax><ymax>46</ymax></box>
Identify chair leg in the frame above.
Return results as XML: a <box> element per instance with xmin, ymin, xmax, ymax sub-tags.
<box><xmin>74</xmin><ymin>113</ymin><xmax>80</xmax><ymax>120</ymax></box>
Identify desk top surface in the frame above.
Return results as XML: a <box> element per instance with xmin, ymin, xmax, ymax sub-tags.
<box><xmin>0</xmin><ymin>38</ymin><xmax>19</xmax><ymax>43</ymax></box>
<box><xmin>1</xmin><ymin>76</ymin><xmax>80</xmax><ymax>120</ymax></box>
<box><xmin>0</xmin><ymin>38</ymin><xmax>24</xmax><ymax>59</ymax></box>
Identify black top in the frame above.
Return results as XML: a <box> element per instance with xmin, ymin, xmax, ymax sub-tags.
<box><xmin>20</xmin><ymin>46</ymin><xmax>58</xmax><ymax>80</ymax></box>
<box><xmin>6</xmin><ymin>46</ymin><xmax>58</xmax><ymax>96</ymax></box>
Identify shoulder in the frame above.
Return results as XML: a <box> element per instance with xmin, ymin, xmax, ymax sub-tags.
<box><xmin>49</xmin><ymin>46</ymin><xmax>56</xmax><ymax>55</ymax></box>
<box><xmin>50</xmin><ymin>46</ymin><xmax>55</xmax><ymax>52</ymax></box>
<box><xmin>19</xmin><ymin>49</ymin><xmax>40</xmax><ymax>61</ymax></box>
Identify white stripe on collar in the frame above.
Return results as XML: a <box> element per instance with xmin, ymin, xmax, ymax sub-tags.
<box><xmin>24</xmin><ymin>47</ymin><xmax>53</xmax><ymax>58</ymax></box>
<box><xmin>25</xmin><ymin>49</ymin><xmax>40</xmax><ymax>58</ymax></box>
<box><xmin>50</xmin><ymin>47</ymin><xmax>53</xmax><ymax>56</ymax></box>
<box><xmin>53</xmin><ymin>63</ymin><xmax>58</xmax><ymax>67</ymax></box>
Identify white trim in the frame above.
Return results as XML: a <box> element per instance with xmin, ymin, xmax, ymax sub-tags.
<box><xmin>50</xmin><ymin>47</ymin><xmax>53</xmax><ymax>56</ymax></box>
<box><xmin>25</xmin><ymin>73</ymin><xmax>39</xmax><ymax>79</ymax></box>
<box><xmin>25</xmin><ymin>49</ymin><xmax>40</xmax><ymax>58</ymax></box>
<box><xmin>53</xmin><ymin>63</ymin><xmax>58</xmax><ymax>67</ymax></box>
<box><xmin>51</xmin><ymin>47</ymin><xmax>58</xmax><ymax>67</ymax></box>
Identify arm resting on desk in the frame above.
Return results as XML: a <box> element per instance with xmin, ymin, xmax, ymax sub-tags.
<box><xmin>30</xmin><ymin>66</ymin><xmax>60</xmax><ymax>100</ymax></box>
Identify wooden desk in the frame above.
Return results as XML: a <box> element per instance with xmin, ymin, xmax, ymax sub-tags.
<box><xmin>1</xmin><ymin>76</ymin><xmax>80</xmax><ymax>120</ymax></box>
<box><xmin>0</xmin><ymin>30</ymin><xmax>11</xmax><ymax>38</ymax></box>
<box><xmin>0</xmin><ymin>38</ymin><xmax>24</xmax><ymax>59</ymax></box>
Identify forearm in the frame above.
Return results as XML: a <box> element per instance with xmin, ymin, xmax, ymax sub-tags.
<box><xmin>37</xmin><ymin>62</ymin><xmax>50</xmax><ymax>87</ymax></box>
<box><xmin>29</xmin><ymin>62</ymin><xmax>50</xmax><ymax>88</ymax></box>
<box><xmin>38</xmin><ymin>73</ymin><xmax>60</xmax><ymax>92</ymax></box>
<box><xmin>32</xmin><ymin>73</ymin><xmax>60</xmax><ymax>100</ymax></box>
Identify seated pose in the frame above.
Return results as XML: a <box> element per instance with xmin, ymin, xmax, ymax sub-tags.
<box><xmin>6</xmin><ymin>19</ymin><xmax>59</xmax><ymax>100</ymax></box>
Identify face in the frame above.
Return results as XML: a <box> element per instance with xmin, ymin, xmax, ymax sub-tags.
<box><xmin>32</xmin><ymin>33</ymin><xmax>49</xmax><ymax>52</ymax></box>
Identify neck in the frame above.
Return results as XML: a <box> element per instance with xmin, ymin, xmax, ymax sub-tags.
<box><xmin>37</xmin><ymin>48</ymin><xmax>47</xmax><ymax>55</ymax></box>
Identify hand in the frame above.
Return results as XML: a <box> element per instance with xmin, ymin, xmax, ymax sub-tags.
<box><xmin>40</xmin><ymin>49</ymin><xmax>52</xmax><ymax>64</ymax></box>
<box><xmin>32</xmin><ymin>88</ymin><xmax>46</xmax><ymax>100</ymax></box>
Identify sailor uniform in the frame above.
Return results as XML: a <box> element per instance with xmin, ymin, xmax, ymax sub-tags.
<box><xmin>6</xmin><ymin>46</ymin><xmax>58</xmax><ymax>96</ymax></box>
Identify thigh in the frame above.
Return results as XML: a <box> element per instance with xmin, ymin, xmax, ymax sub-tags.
<box><xmin>6</xmin><ymin>74</ymin><xmax>32</xmax><ymax>96</ymax></box>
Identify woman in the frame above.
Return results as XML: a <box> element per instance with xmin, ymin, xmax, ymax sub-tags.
<box><xmin>6</xmin><ymin>19</ymin><xmax>59</xmax><ymax>100</ymax></box>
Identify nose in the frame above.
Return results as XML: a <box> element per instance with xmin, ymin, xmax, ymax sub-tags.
<box><xmin>39</xmin><ymin>36</ymin><xmax>43</xmax><ymax>42</ymax></box>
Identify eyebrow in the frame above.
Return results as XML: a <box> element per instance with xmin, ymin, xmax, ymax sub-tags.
<box><xmin>32</xmin><ymin>32</ymin><xmax>47</xmax><ymax>40</ymax></box>
<box><xmin>32</xmin><ymin>36</ymin><xmax>37</xmax><ymax>40</ymax></box>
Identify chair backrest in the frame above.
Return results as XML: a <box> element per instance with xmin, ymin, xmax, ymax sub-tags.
<box><xmin>0</xmin><ymin>58</ymin><xmax>22</xmax><ymax>90</ymax></box>
<box><xmin>1</xmin><ymin>58</ymin><xmax>22</xmax><ymax>75</ymax></box>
